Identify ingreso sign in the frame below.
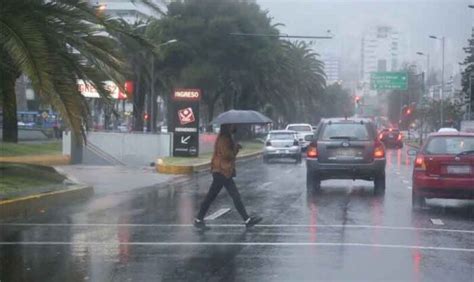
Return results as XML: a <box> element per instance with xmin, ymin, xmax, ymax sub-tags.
<box><xmin>171</xmin><ymin>89</ymin><xmax>201</xmax><ymax>157</ymax></box>
<box><xmin>370</xmin><ymin>72</ymin><xmax>408</xmax><ymax>90</ymax></box>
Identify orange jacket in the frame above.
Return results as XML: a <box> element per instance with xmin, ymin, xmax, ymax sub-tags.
<box><xmin>211</xmin><ymin>133</ymin><xmax>239</xmax><ymax>178</ymax></box>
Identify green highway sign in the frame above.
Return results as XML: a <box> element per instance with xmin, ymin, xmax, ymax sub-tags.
<box><xmin>370</xmin><ymin>72</ymin><xmax>408</xmax><ymax>90</ymax></box>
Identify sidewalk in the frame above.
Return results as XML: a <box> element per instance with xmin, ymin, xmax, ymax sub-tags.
<box><xmin>55</xmin><ymin>165</ymin><xmax>182</xmax><ymax>196</ymax></box>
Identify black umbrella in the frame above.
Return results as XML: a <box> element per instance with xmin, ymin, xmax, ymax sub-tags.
<box><xmin>210</xmin><ymin>110</ymin><xmax>273</xmax><ymax>125</ymax></box>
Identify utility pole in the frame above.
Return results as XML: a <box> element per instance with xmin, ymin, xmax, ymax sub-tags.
<box><xmin>150</xmin><ymin>54</ymin><xmax>156</xmax><ymax>132</ymax></box>
<box><xmin>441</xmin><ymin>36</ymin><xmax>445</xmax><ymax>127</ymax></box>
<box><xmin>429</xmin><ymin>35</ymin><xmax>446</xmax><ymax>128</ymax></box>
<box><xmin>469</xmin><ymin>75</ymin><xmax>473</xmax><ymax>120</ymax></box>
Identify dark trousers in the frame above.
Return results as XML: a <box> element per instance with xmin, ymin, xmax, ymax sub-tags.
<box><xmin>197</xmin><ymin>173</ymin><xmax>249</xmax><ymax>221</ymax></box>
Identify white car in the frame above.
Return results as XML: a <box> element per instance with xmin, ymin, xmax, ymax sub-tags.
<box><xmin>285</xmin><ymin>123</ymin><xmax>314</xmax><ymax>150</ymax></box>
<box><xmin>438</xmin><ymin>128</ymin><xmax>458</xmax><ymax>133</ymax></box>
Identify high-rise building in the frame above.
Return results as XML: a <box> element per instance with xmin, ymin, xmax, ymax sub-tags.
<box><xmin>321</xmin><ymin>54</ymin><xmax>340</xmax><ymax>84</ymax></box>
<box><xmin>360</xmin><ymin>26</ymin><xmax>400</xmax><ymax>83</ymax></box>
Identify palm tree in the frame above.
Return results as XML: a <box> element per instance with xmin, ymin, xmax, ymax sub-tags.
<box><xmin>258</xmin><ymin>41</ymin><xmax>326</xmax><ymax>123</ymax></box>
<box><xmin>0</xmin><ymin>0</ymin><xmax>152</xmax><ymax>142</ymax></box>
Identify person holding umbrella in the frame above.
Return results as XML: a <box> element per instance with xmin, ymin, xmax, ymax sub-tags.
<box><xmin>194</xmin><ymin>123</ymin><xmax>262</xmax><ymax>230</ymax></box>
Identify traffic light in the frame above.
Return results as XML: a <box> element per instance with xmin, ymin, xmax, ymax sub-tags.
<box><xmin>401</xmin><ymin>105</ymin><xmax>413</xmax><ymax>117</ymax></box>
<box><xmin>355</xmin><ymin>96</ymin><xmax>361</xmax><ymax>106</ymax></box>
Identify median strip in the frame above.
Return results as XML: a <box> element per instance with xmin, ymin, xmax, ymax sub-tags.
<box><xmin>156</xmin><ymin>141</ymin><xmax>263</xmax><ymax>174</ymax></box>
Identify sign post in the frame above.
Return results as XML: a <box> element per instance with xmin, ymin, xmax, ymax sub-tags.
<box><xmin>171</xmin><ymin>89</ymin><xmax>201</xmax><ymax>157</ymax></box>
<box><xmin>370</xmin><ymin>72</ymin><xmax>408</xmax><ymax>90</ymax></box>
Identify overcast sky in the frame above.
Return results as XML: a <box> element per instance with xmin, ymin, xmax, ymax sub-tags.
<box><xmin>258</xmin><ymin>0</ymin><xmax>473</xmax><ymax>79</ymax></box>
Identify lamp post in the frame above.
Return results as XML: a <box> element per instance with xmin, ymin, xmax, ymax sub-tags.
<box><xmin>429</xmin><ymin>35</ymin><xmax>445</xmax><ymax>128</ymax></box>
<box><xmin>416</xmin><ymin>52</ymin><xmax>430</xmax><ymax>86</ymax></box>
<box><xmin>149</xmin><ymin>39</ymin><xmax>177</xmax><ymax>132</ymax></box>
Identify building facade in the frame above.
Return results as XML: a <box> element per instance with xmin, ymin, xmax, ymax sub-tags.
<box><xmin>321</xmin><ymin>54</ymin><xmax>341</xmax><ymax>84</ymax></box>
<box><xmin>360</xmin><ymin>26</ymin><xmax>400</xmax><ymax>83</ymax></box>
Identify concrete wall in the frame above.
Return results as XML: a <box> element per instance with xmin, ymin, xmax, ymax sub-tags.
<box><xmin>62</xmin><ymin>131</ymin><xmax>71</xmax><ymax>156</ymax></box>
<box><xmin>87</xmin><ymin>132</ymin><xmax>172</xmax><ymax>166</ymax></box>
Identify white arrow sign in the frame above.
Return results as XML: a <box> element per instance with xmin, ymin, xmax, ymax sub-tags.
<box><xmin>181</xmin><ymin>135</ymin><xmax>191</xmax><ymax>144</ymax></box>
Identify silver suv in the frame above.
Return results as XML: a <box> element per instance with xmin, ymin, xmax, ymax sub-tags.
<box><xmin>306</xmin><ymin>118</ymin><xmax>386</xmax><ymax>193</ymax></box>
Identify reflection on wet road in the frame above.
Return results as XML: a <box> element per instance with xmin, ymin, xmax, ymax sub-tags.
<box><xmin>1</xmin><ymin>147</ymin><xmax>473</xmax><ymax>281</ymax></box>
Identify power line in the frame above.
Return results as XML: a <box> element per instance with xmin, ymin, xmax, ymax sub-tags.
<box><xmin>229</xmin><ymin>33</ymin><xmax>333</xmax><ymax>39</ymax></box>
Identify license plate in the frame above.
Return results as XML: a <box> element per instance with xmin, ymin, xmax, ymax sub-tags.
<box><xmin>388</xmin><ymin>134</ymin><xmax>394</xmax><ymax>138</ymax></box>
<box><xmin>447</xmin><ymin>165</ymin><xmax>471</xmax><ymax>174</ymax></box>
<box><xmin>334</xmin><ymin>149</ymin><xmax>356</xmax><ymax>157</ymax></box>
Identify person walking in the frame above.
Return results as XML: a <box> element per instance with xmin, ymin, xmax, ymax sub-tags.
<box><xmin>194</xmin><ymin>124</ymin><xmax>262</xmax><ymax>230</ymax></box>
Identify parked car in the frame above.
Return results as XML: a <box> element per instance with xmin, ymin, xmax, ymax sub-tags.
<box><xmin>263</xmin><ymin>130</ymin><xmax>302</xmax><ymax>163</ymax></box>
<box><xmin>409</xmin><ymin>132</ymin><xmax>474</xmax><ymax>209</ymax></box>
<box><xmin>306</xmin><ymin>118</ymin><xmax>386</xmax><ymax>193</ymax></box>
<box><xmin>286</xmin><ymin>123</ymin><xmax>314</xmax><ymax>151</ymax></box>
<box><xmin>379</xmin><ymin>128</ymin><xmax>403</xmax><ymax>148</ymax></box>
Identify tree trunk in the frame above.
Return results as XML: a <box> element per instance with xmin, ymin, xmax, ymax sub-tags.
<box><xmin>207</xmin><ymin>101</ymin><xmax>215</xmax><ymax>132</ymax></box>
<box><xmin>132</xmin><ymin>72</ymin><xmax>145</xmax><ymax>131</ymax></box>
<box><xmin>1</xmin><ymin>72</ymin><xmax>19</xmax><ymax>143</ymax></box>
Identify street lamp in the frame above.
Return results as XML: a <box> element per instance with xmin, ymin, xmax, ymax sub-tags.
<box><xmin>416</xmin><ymin>52</ymin><xmax>430</xmax><ymax>85</ymax></box>
<box><xmin>149</xmin><ymin>39</ymin><xmax>178</xmax><ymax>132</ymax></box>
<box><xmin>429</xmin><ymin>35</ymin><xmax>445</xmax><ymax>127</ymax></box>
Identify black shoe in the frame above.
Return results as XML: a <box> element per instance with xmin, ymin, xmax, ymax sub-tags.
<box><xmin>194</xmin><ymin>219</ymin><xmax>210</xmax><ymax>230</ymax></box>
<box><xmin>245</xmin><ymin>216</ymin><xmax>262</xmax><ymax>228</ymax></box>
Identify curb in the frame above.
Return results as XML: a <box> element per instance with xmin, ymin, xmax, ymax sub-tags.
<box><xmin>0</xmin><ymin>184</ymin><xmax>93</xmax><ymax>221</ymax></box>
<box><xmin>156</xmin><ymin>151</ymin><xmax>263</xmax><ymax>175</ymax></box>
<box><xmin>0</xmin><ymin>154</ymin><xmax>71</xmax><ymax>166</ymax></box>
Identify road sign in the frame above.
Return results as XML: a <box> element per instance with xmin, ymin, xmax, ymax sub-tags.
<box><xmin>171</xmin><ymin>89</ymin><xmax>201</xmax><ymax>157</ymax></box>
<box><xmin>370</xmin><ymin>72</ymin><xmax>408</xmax><ymax>90</ymax></box>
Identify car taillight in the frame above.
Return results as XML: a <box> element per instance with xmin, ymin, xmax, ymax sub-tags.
<box><xmin>293</xmin><ymin>140</ymin><xmax>299</xmax><ymax>146</ymax></box>
<box><xmin>414</xmin><ymin>155</ymin><xmax>426</xmax><ymax>171</ymax></box>
<box><xmin>374</xmin><ymin>141</ymin><xmax>385</xmax><ymax>158</ymax></box>
<box><xmin>379</xmin><ymin>133</ymin><xmax>384</xmax><ymax>140</ymax></box>
<box><xmin>307</xmin><ymin>144</ymin><xmax>318</xmax><ymax>158</ymax></box>
<box><xmin>397</xmin><ymin>133</ymin><xmax>402</xmax><ymax>141</ymax></box>
<box><xmin>266</xmin><ymin>141</ymin><xmax>272</xmax><ymax>147</ymax></box>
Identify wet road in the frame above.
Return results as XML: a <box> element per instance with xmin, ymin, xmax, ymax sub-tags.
<box><xmin>1</xmin><ymin>147</ymin><xmax>473</xmax><ymax>281</ymax></box>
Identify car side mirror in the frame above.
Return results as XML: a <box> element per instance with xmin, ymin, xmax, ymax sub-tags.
<box><xmin>407</xmin><ymin>149</ymin><xmax>418</xmax><ymax>156</ymax></box>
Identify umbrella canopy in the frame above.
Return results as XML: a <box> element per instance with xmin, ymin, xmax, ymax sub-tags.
<box><xmin>210</xmin><ymin>110</ymin><xmax>273</xmax><ymax>125</ymax></box>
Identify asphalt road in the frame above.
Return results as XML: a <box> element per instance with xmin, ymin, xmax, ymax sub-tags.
<box><xmin>1</xmin><ymin>147</ymin><xmax>473</xmax><ymax>282</ymax></box>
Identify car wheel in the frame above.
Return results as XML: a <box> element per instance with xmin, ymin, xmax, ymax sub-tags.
<box><xmin>412</xmin><ymin>191</ymin><xmax>425</xmax><ymax>210</ymax></box>
<box><xmin>306</xmin><ymin>170</ymin><xmax>321</xmax><ymax>191</ymax></box>
<box><xmin>374</xmin><ymin>173</ymin><xmax>386</xmax><ymax>194</ymax></box>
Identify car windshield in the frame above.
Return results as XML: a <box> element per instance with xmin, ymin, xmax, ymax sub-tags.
<box><xmin>321</xmin><ymin>123</ymin><xmax>370</xmax><ymax>140</ymax></box>
<box><xmin>270</xmin><ymin>133</ymin><xmax>295</xmax><ymax>140</ymax></box>
<box><xmin>287</xmin><ymin>126</ymin><xmax>312</xmax><ymax>132</ymax></box>
<box><xmin>425</xmin><ymin>136</ymin><xmax>474</xmax><ymax>155</ymax></box>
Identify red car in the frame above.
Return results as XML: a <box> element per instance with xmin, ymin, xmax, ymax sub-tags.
<box><xmin>409</xmin><ymin>132</ymin><xmax>474</xmax><ymax>209</ymax></box>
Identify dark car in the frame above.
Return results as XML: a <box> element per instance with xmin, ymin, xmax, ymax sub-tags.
<box><xmin>306</xmin><ymin>118</ymin><xmax>386</xmax><ymax>193</ymax></box>
<box><xmin>409</xmin><ymin>132</ymin><xmax>474</xmax><ymax>209</ymax></box>
<box><xmin>379</xmin><ymin>128</ymin><xmax>403</xmax><ymax>148</ymax></box>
